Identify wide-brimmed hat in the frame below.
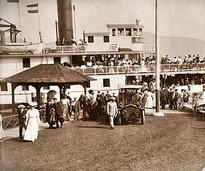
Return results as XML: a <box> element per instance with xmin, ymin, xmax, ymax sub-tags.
<box><xmin>29</xmin><ymin>101</ymin><xmax>37</xmax><ymax>107</ymax></box>
<box><xmin>18</xmin><ymin>104</ymin><xmax>25</xmax><ymax>109</ymax></box>
<box><xmin>109</xmin><ymin>96</ymin><xmax>115</xmax><ymax>101</ymax></box>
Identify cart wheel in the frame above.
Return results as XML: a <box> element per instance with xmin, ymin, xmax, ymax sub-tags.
<box><xmin>141</xmin><ymin>110</ymin><xmax>145</xmax><ymax>125</ymax></box>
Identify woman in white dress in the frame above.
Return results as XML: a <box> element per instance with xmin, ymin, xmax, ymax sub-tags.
<box><xmin>24</xmin><ymin>102</ymin><xmax>40</xmax><ymax>142</ymax></box>
<box><xmin>145</xmin><ymin>91</ymin><xmax>153</xmax><ymax>108</ymax></box>
<box><xmin>140</xmin><ymin>59</ymin><xmax>148</xmax><ymax>72</ymax></box>
<box><xmin>0</xmin><ymin>114</ymin><xmax>5</xmax><ymax>139</ymax></box>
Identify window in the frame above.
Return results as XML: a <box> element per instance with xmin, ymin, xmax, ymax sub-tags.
<box><xmin>103</xmin><ymin>36</ymin><xmax>109</xmax><ymax>43</ymax></box>
<box><xmin>23</xmin><ymin>58</ymin><xmax>30</xmax><ymax>68</ymax></box>
<box><xmin>54</xmin><ymin>57</ymin><xmax>61</xmax><ymax>64</ymax></box>
<box><xmin>103</xmin><ymin>78</ymin><xmax>110</xmax><ymax>87</ymax></box>
<box><xmin>125</xmin><ymin>28</ymin><xmax>131</xmax><ymax>36</ymax></box>
<box><xmin>0</xmin><ymin>82</ymin><xmax>8</xmax><ymax>91</ymax></box>
<box><xmin>133</xmin><ymin>28</ymin><xmax>138</xmax><ymax>36</ymax></box>
<box><xmin>112</xmin><ymin>29</ymin><xmax>116</xmax><ymax>36</ymax></box>
<box><xmin>22</xmin><ymin>85</ymin><xmax>29</xmax><ymax>91</ymax></box>
<box><xmin>118</xmin><ymin>28</ymin><xmax>124</xmax><ymax>36</ymax></box>
<box><xmin>88</xmin><ymin>36</ymin><xmax>94</xmax><ymax>43</ymax></box>
<box><xmin>139</xmin><ymin>28</ymin><xmax>142</xmax><ymax>35</ymax></box>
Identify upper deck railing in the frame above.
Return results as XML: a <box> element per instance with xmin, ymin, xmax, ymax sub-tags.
<box><xmin>43</xmin><ymin>45</ymin><xmax>87</xmax><ymax>53</ymax></box>
<box><xmin>43</xmin><ymin>44</ymin><xmax>155</xmax><ymax>54</ymax></box>
<box><xmin>74</xmin><ymin>63</ymin><xmax>205</xmax><ymax>75</ymax></box>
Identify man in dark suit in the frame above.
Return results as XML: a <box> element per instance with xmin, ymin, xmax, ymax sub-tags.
<box><xmin>53</xmin><ymin>98</ymin><xmax>64</xmax><ymax>128</ymax></box>
<box><xmin>17</xmin><ymin>104</ymin><xmax>27</xmax><ymax>138</ymax></box>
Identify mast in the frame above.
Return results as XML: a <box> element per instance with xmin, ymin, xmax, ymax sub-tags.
<box><xmin>73</xmin><ymin>4</ymin><xmax>77</xmax><ymax>41</ymax></box>
<box><xmin>155</xmin><ymin>0</ymin><xmax>164</xmax><ymax>116</ymax></box>
<box><xmin>37</xmin><ymin>0</ymin><xmax>42</xmax><ymax>42</ymax></box>
<box><xmin>17</xmin><ymin>1</ymin><xmax>22</xmax><ymax>42</ymax></box>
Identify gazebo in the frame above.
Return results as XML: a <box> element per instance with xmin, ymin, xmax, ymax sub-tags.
<box><xmin>1</xmin><ymin>64</ymin><xmax>95</xmax><ymax>113</ymax></box>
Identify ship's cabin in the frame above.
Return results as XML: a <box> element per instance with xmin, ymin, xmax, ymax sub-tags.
<box><xmin>83</xmin><ymin>21</ymin><xmax>144</xmax><ymax>52</ymax></box>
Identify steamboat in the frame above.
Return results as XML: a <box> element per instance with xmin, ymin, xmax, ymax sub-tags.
<box><xmin>0</xmin><ymin>0</ymin><xmax>204</xmax><ymax>105</ymax></box>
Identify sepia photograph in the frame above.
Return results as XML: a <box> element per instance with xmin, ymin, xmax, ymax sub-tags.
<box><xmin>0</xmin><ymin>0</ymin><xmax>205</xmax><ymax>170</ymax></box>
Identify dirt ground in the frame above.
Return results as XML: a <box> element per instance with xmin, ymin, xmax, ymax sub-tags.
<box><xmin>1</xmin><ymin>111</ymin><xmax>205</xmax><ymax>171</ymax></box>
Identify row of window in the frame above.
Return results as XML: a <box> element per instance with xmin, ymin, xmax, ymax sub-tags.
<box><xmin>88</xmin><ymin>36</ymin><xmax>109</xmax><ymax>43</ymax></box>
<box><xmin>0</xmin><ymin>79</ymin><xmax>111</xmax><ymax>92</ymax></box>
<box><xmin>87</xmin><ymin>36</ymin><xmax>143</xmax><ymax>44</ymax></box>
<box><xmin>23</xmin><ymin>57</ymin><xmax>61</xmax><ymax>68</ymax></box>
<box><xmin>112</xmin><ymin>28</ymin><xmax>142</xmax><ymax>37</ymax></box>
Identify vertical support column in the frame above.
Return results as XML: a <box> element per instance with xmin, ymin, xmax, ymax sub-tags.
<box><xmin>35</xmin><ymin>85</ymin><xmax>41</xmax><ymax>110</ymax></box>
<box><xmin>81</xmin><ymin>83</ymin><xmax>87</xmax><ymax>95</ymax></box>
<box><xmin>155</xmin><ymin>0</ymin><xmax>160</xmax><ymax>112</ymax></box>
<box><xmin>58</xmin><ymin>85</ymin><xmax>64</xmax><ymax>99</ymax></box>
<box><xmin>11</xmin><ymin>83</ymin><xmax>17</xmax><ymax>114</ymax></box>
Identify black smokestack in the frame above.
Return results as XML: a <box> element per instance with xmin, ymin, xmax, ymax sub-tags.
<box><xmin>57</xmin><ymin>0</ymin><xmax>73</xmax><ymax>42</ymax></box>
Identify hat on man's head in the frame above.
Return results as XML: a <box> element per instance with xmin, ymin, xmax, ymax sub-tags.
<box><xmin>29</xmin><ymin>101</ymin><xmax>37</xmax><ymax>107</ymax></box>
<box><xmin>109</xmin><ymin>96</ymin><xmax>115</xmax><ymax>101</ymax></box>
<box><xmin>88</xmin><ymin>89</ymin><xmax>94</xmax><ymax>94</ymax></box>
<box><xmin>18</xmin><ymin>104</ymin><xmax>25</xmax><ymax>109</ymax></box>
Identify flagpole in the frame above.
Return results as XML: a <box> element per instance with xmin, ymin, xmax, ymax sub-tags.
<box><xmin>17</xmin><ymin>1</ymin><xmax>22</xmax><ymax>42</ymax></box>
<box><xmin>154</xmin><ymin>0</ymin><xmax>164</xmax><ymax>116</ymax></box>
<box><xmin>37</xmin><ymin>0</ymin><xmax>42</xmax><ymax>42</ymax></box>
<box><xmin>73</xmin><ymin>5</ymin><xmax>77</xmax><ymax>41</ymax></box>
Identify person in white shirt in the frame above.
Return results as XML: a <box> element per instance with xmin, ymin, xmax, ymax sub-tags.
<box><xmin>107</xmin><ymin>97</ymin><xmax>118</xmax><ymax>129</ymax></box>
<box><xmin>24</xmin><ymin>102</ymin><xmax>40</xmax><ymax>142</ymax></box>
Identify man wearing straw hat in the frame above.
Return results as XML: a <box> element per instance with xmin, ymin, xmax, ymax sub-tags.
<box><xmin>107</xmin><ymin>96</ymin><xmax>118</xmax><ymax>130</ymax></box>
<box><xmin>17</xmin><ymin>104</ymin><xmax>27</xmax><ymax>138</ymax></box>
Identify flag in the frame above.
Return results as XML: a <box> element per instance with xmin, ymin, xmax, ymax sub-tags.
<box><xmin>27</xmin><ymin>3</ymin><xmax>38</xmax><ymax>13</ymax></box>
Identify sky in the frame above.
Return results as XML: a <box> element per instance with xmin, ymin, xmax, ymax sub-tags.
<box><xmin>0</xmin><ymin>0</ymin><xmax>205</xmax><ymax>43</ymax></box>
<box><xmin>73</xmin><ymin>0</ymin><xmax>205</xmax><ymax>41</ymax></box>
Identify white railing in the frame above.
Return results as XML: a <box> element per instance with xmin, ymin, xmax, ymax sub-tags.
<box><xmin>74</xmin><ymin>63</ymin><xmax>205</xmax><ymax>75</ymax></box>
<box><xmin>43</xmin><ymin>45</ymin><xmax>87</xmax><ymax>54</ymax></box>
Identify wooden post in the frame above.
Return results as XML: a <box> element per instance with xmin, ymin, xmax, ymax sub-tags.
<box><xmin>83</xmin><ymin>86</ymin><xmax>86</xmax><ymax>95</ymax></box>
<box><xmin>11</xmin><ymin>83</ymin><xmax>17</xmax><ymax>114</ymax></box>
<box><xmin>35</xmin><ymin>85</ymin><xmax>41</xmax><ymax>110</ymax></box>
<box><xmin>155</xmin><ymin>0</ymin><xmax>160</xmax><ymax>112</ymax></box>
<box><xmin>58</xmin><ymin>85</ymin><xmax>63</xmax><ymax>98</ymax></box>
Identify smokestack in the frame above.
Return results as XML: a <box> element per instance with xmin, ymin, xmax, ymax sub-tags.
<box><xmin>57</xmin><ymin>0</ymin><xmax>73</xmax><ymax>42</ymax></box>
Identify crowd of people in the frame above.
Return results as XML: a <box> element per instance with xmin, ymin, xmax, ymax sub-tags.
<box><xmin>4</xmin><ymin>77</ymin><xmax>205</xmax><ymax>142</ymax></box>
<box><xmin>161</xmin><ymin>54</ymin><xmax>205</xmax><ymax>65</ymax></box>
<box><xmin>72</xmin><ymin>53</ymin><xmax>205</xmax><ymax>69</ymax></box>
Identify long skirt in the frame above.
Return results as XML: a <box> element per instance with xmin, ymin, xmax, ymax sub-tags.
<box><xmin>145</xmin><ymin>96</ymin><xmax>153</xmax><ymax>108</ymax></box>
<box><xmin>24</xmin><ymin>118</ymin><xmax>39</xmax><ymax>142</ymax></box>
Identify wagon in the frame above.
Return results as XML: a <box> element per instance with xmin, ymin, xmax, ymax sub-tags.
<box><xmin>117</xmin><ymin>85</ymin><xmax>145</xmax><ymax>125</ymax></box>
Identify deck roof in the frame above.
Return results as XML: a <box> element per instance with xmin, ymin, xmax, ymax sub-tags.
<box><xmin>1</xmin><ymin>64</ymin><xmax>95</xmax><ymax>84</ymax></box>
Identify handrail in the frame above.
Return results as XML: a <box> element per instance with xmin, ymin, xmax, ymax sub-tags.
<box><xmin>74</xmin><ymin>63</ymin><xmax>205</xmax><ymax>75</ymax></box>
<box><xmin>43</xmin><ymin>45</ymin><xmax>87</xmax><ymax>53</ymax></box>
<box><xmin>2</xmin><ymin>114</ymin><xmax>19</xmax><ymax>129</ymax></box>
